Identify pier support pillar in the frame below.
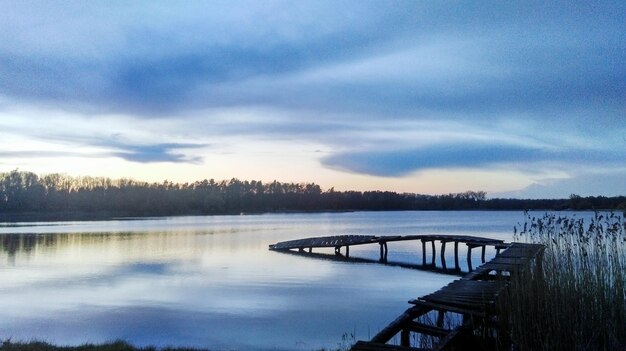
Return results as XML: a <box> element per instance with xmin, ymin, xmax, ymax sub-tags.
<box><xmin>454</xmin><ymin>241</ymin><xmax>460</xmax><ymax>271</ymax></box>
<box><xmin>467</xmin><ymin>245</ymin><xmax>473</xmax><ymax>271</ymax></box>
<box><xmin>421</xmin><ymin>239</ymin><xmax>426</xmax><ymax>266</ymax></box>
<box><xmin>440</xmin><ymin>241</ymin><xmax>447</xmax><ymax>269</ymax></box>
<box><xmin>345</xmin><ymin>245</ymin><xmax>349</xmax><ymax>258</ymax></box>
<box><xmin>437</xmin><ymin>310</ymin><xmax>445</xmax><ymax>328</ymax></box>
<box><xmin>400</xmin><ymin>329</ymin><xmax>410</xmax><ymax>347</ymax></box>
<box><xmin>383</xmin><ymin>241</ymin><xmax>389</xmax><ymax>262</ymax></box>
<box><xmin>481</xmin><ymin>245</ymin><xmax>486</xmax><ymax>263</ymax></box>
<box><xmin>535</xmin><ymin>248</ymin><xmax>544</xmax><ymax>275</ymax></box>
<box><xmin>379</xmin><ymin>242</ymin><xmax>388</xmax><ymax>262</ymax></box>
<box><xmin>431</xmin><ymin>240</ymin><xmax>436</xmax><ymax>266</ymax></box>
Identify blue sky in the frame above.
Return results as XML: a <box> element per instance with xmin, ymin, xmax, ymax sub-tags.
<box><xmin>0</xmin><ymin>1</ymin><xmax>624</xmax><ymax>198</ymax></box>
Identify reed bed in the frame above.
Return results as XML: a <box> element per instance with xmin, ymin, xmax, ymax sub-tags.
<box><xmin>500</xmin><ymin>212</ymin><xmax>625</xmax><ymax>351</ymax></box>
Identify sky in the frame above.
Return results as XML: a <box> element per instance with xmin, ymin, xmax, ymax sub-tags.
<box><xmin>0</xmin><ymin>1</ymin><xmax>625</xmax><ymax>198</ymax></box>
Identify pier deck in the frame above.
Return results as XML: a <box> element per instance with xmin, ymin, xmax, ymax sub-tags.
<box><xmin>269</xmin><ymin>234</ymin><xmax>506</xmax><ymax>272</ymax></box>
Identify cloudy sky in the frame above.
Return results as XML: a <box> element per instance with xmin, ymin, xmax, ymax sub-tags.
<box><xmin>0</xmin><ymin>1</ymin><xmax>624</xmax><ymax>198</ymax></box>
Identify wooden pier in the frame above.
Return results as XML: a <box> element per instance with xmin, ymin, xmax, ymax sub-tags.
<box><xmin>269</xmin><ymin>234</ymin><xmax>506</xmax><ymax>273</ymax></box>
<box><xmin>269</xmin><ymin>235</ymin><xmax>544</xmax><ymax>351</ymax></box>
<box><xmin>353</xmin><ymin>242</ymin><xmax>544</xmax><ymax>351</ymax></box>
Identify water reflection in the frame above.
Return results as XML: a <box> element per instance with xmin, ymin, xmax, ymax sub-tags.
<box><xmin>273</xmin><ymin>249</ymin><xmax>468</xmax><ymax>277</ymax></box>
<box><xmin>0</xmin><ymin>211</ymin><xmax>539</xmax><ymax>350</ymax></box>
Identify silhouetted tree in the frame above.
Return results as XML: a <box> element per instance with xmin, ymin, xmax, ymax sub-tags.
<box><xmin>0</xmin><ymin>170</ymin><xmax>623</xmax><ymax>220</ymax></box>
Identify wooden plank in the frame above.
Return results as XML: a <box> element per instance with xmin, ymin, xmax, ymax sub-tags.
<box><xmin>411</xmin><ymin>280</ymin><xmax>503</xmax><ymax>315</ymax></box>
<box><xmin>406</xmin><ymin>321</ymin><xmax>450</xmax><ymax>337</ymax></box>
<box><xmin>462</xmin><ymin>267</ymin><xmax>492</xmax><ymax>280</ymax></box>
<box><xmin>498</xmin><ymin>243</ymin><xmax>543</xmax><ymax>256</ymax></box>
<box><xmin>425</xmin><ymin>296</ymin><xmax>498</xmax><ymax>307</ymax></box>
<box><xmin>408</xmin><ymin>300</ymin><xmax>487</xmax><ymax>317</ymax></box>
<box><xmin>488</xmin><ymin>257</ymin><xmax>533</xmax><ymax>264</ymax></box>
<box><xmin>371</xmin><ymin>305</ymin><xmax>432</xmax><ymax>343</ymax></box>
<box><xmin>269</xmin><ymin>235</ymin><xmax>378</xmax><ymax>250</ymax></box>
<box><xmin>480</xmin><ymin>262</ymin><xmax>527</xmax><ymax>272</ymax></box>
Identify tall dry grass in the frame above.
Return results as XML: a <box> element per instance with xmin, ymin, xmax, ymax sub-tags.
<box><xmin>501</xmin><ymin>212</ymin><xmax>625</xmax><ymax>351</ymax></box>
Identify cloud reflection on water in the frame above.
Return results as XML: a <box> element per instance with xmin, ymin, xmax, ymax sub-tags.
<box><xmin>0</xmin><ymin>212</ymin><xmax>525</xmax><ymax>349</ymax></box>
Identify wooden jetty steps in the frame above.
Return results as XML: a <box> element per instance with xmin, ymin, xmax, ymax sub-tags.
<box><xmin>269</xmin><ymin>235</ymin><xmax>543</xmax><ymax>350</ymax></box>
<box><xmin>269</xmin><ymin>234</ymin><xmax>506</xmax><ymax>273</ymax></box>
<box><xmin>353</xmin><ymin>243</ymin><xmax>544</xmax><ymax>351</ymax></box>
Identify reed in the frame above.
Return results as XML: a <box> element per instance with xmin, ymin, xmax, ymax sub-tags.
<box><xmin>500</xmin><ymin>212</ymin><xmax>625</xmax><ymax>351</ymax></box>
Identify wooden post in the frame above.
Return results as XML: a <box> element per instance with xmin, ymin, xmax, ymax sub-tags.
<box><xmin>431</xmin><ymin>240</ymin><xmax>436</xmax><ymax>266</ymax></box>
<box><xmin>400</xmin><ymin>329</ymin><xmax>410</xmax><ymax>347</ymax></box>
<box><xmin>481</xmin><ymin>245</ymin><xmax>486</xmax><ymax>263</ymax></box>
<box><xmin>440</xmin><ymin>241</ymin><xmax>447</xmax><ymax>269</ymax></box>
<box><xmin>462</xmin><ymin>313</ymin><xmax>471</xmax><ymax>325</ymax></box>
<box><xmin>437</xmin><ymin>310</ymin><xmax>445</xmax><ymax>328</ymax></box>
<box><xmin>379</xmin><ymin>242</ymin><xmax>388</xmax><ymax>262</ymax></box>
<box><xmin>535</xmin><ymin>248</ymin><xmax>544</xmax><ymax>275</ymax></box>
<box><xmin>383</xmin><ymin>241</ymin><xmax>389</xmax><ymax>262</ymax></box>
<box><xmin>454</xmin><ymin>241</ymin><xmax>460</xmax><ymax>271</ymax></box>
<box><xmin>421</xmin><ymin>239</ymin><xmax>426</xmax><ymax>266</ymax></box>
<box><xmin>467</xmin><ymin>245</ymin><xmax>473</xmax><ymax>271</ymax></box>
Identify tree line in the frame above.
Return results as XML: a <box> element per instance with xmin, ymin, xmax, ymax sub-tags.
<box><xmin>0</xmin><ymin>170</ymin><xmax>624</xmax><ymax>220</ymax></box>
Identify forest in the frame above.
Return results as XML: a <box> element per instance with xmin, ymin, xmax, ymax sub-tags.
<box><xmin>0</xmin><ymin>170</ymin><xmax>624</xmax><ymax>220</ymax></box>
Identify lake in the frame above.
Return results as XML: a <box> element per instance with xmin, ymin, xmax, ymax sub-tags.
<box><xmin>0</xmin><ymin>211</ymin><xmax>567</xmax><ymax>350</ymax></box>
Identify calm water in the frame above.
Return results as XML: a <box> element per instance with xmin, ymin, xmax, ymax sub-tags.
<box><xmin>0</xmin><ymin>211</ymin><xmax>551</xmax><ymax>350</ymax></box>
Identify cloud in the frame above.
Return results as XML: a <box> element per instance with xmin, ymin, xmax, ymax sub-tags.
<box><xmin>0</xmin><ymin>1</ymin><xmax>418</xmax><ymax>115</ymax></box>
<box><xmin>0</xmin><ymin>1</ymin><xmax>623</xmax><ymax>124</ymax></box>
<box><xmin>0</xmin><ymin>151</ymin><xmax>94</xmax><ymax>159</ymax></box>
<box><xmin>0</xmin><ymin>1</ymin><xmax>624</xmax><ymax>195</ymax></box>
<box><xmin>0</xmin><ymin>139</ymin><xmax>206</xmax><ymax>164</ymax></box>
<box><xmin>321</xmin><ymin>143</ymin><xmax>626</xmax><ymax>177</ymax></box>
<box><xmin>109</xmin><ymin>142</ymin><xmax>205</xmax><ymax>164</ymax></box>
<box><xmin>493</xmin><ymin>170</ymin><xmax>626</xmax><ymax>199</ymax></box>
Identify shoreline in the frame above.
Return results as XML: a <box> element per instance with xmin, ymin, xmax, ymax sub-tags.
<box><xmin>0</xmin><ymin>208</ymin><xmax>620</xmax><ymax>224</ymax></box>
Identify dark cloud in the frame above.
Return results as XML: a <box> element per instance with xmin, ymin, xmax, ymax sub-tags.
<box><xmin>0</xmin><ymin>1</ymin><xmax>623</xmax><ymax>121</ymax></box>
<box><xmin>110</xmin><ymin>143</ymin><xmax>204</xmax><ymax>163</ymax></box>
<box><xmin>0</xmin><ymin>2</ymin><xmax>418</xmax><ymax>115</ymax></box>
<box><xmin>321</xmin><ymin>143</ymin><xmax>626</xmax><ymax>177</ymax></box>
